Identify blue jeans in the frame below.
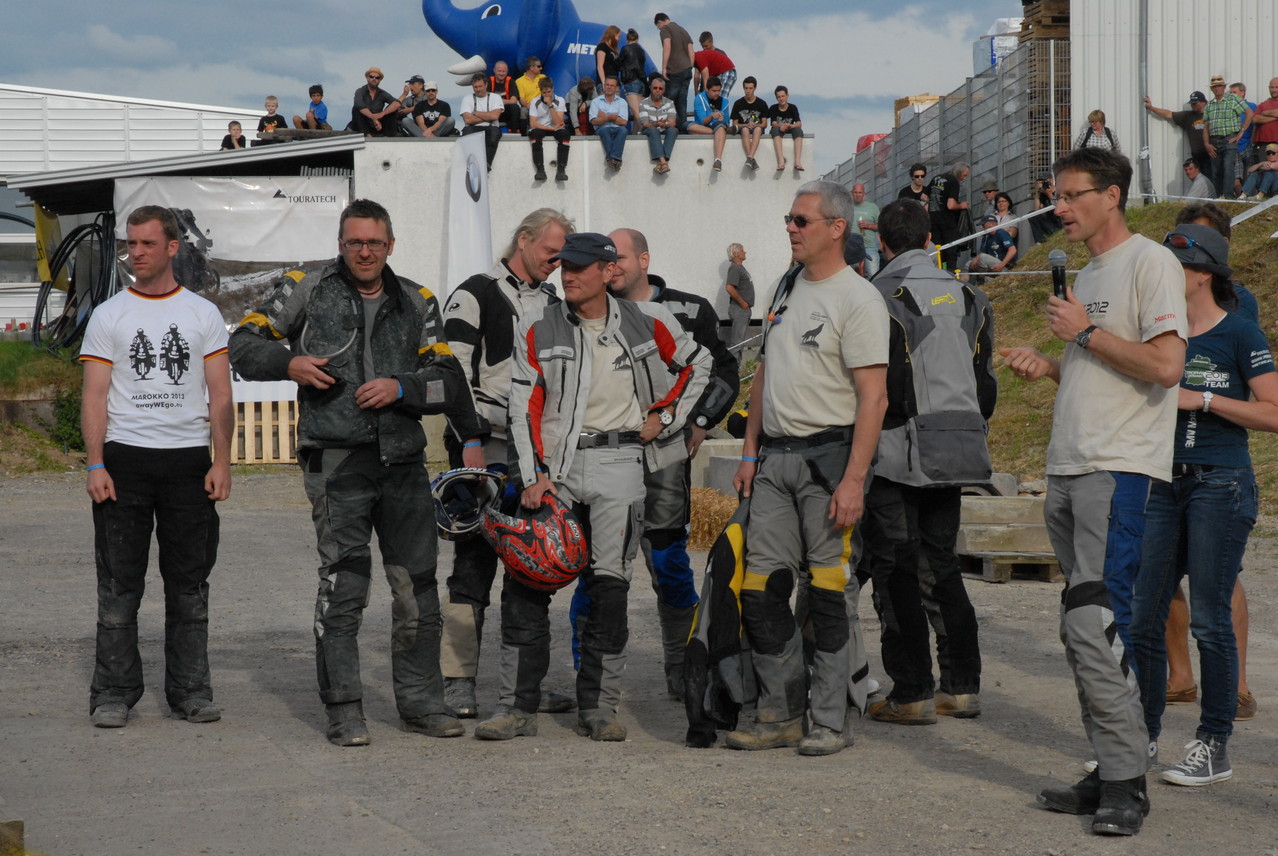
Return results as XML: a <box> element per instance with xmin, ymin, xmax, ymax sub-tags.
<box><xmin>1242</xmin><ymin>169</ymin><xmax>1278</xmax><ymax>197</ymax></box>
<box><xmin>1132</xmin><ymin>464</ymin><xmax>1255</xmax><ymax>744</ymax></box>
<box><xmin>666</xmin><ymin>69</ymin><xmax>693</xmax><ymax>132</ymax></box>
<box><xmin>597</xmin><ymin>125</ymin><xmax>626</xmax><ymax>160</ymax></box>
<box><xmin>1208</xmin><ymin>135</ymin><xmax>1236</xmax><ymax>198</ymax></box>
<box><xmin>644</xmin><ymin>126</ymin><xmax>677</xmax><ymax>161</ymax></box>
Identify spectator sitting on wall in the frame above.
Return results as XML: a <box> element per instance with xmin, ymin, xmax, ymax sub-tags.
<box><xmin>461</xmin><ymin>73</ymin><xmax>505</xmax><ymax>170</ymax></box>
<box><xmin>397</xmin><ymin>75</ymin><xmax>428</xmax><ymax>135</ymax></box>
<box><xmin>527</xmin><ymin>77</ymin><xmax>571</xmax><ymax>183</ymax></box>
<box><xmin>220</xmin><ymin>121</ymin><xmax>246</xmax><ymax>151</ymax></box>
<box><xmin>690</xmin><ymin>76</ymin><xmax>730</xmax><ymax>172</ymax></box>
<box><xmin>412</xmin><ymin>82</ymin><xmax>456</xmax><ymax>138</ymax></box>
<box><xmin>350</xmin><ymin>68</ymin><xmax>402</xmax><ymax>137</ymax></box>
<box><xmin>292</xmin><ymin>85</ymin><xmax>331</xmax><ymax>131</ymax></box>
<box><xmin>769</xmin><ymin>85</ymin><xmax>804</xmax><ymax>173</ymax></box>
<box><xmin>489</xmin><ymin>61</ymin><xmax>522</xmax><ymax>133</ymax></box>
<box><xmin>1184</xmin><ymin>158</ymin><xmax>1216</xmax><ymax>199</ymax></box>
<box><xmin>1074</xmin><ymin>109</ymin><xmax>1121</xmax><ymax>153</ymax></box>
<box><xmin>979</xmin><ymin>180</ymin><xmax>1000</xmax><ymax>218</ymax></box>
<box><xmin>898</xmin><ymin>163</ymin><xmax>928</xmax><ymax>204</ymax></box>
<box><xmin>730</xmin><ymin>76</ymin><xmax>768</xmax><ymax>172</ymax></box>
<box><xmin>258</xmin><ymin>96</ymin><xmax>288</xmax><ymax>134</ymax></box>
<box><xmin>566</xmin><ymin>77</ymin><xmax>597</xmax><ymax>136</ymax></box>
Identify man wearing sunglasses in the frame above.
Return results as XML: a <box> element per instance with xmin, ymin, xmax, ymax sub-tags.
<box><xmin>350</xmin><ymin>67</ymin><xmax>402</xmax><ymax>137</ymax></box>
<box><xmin>727</xmin><ymin>181</ymin><xmax>889</xmax><ymax>756</ymax></box>
<box><xmin>1001</xmin><ymin>149</ymin><xmax>1186</xmax><ymax>837</ymax></box>
<box><xmin>230</xmin><ymin>199</ymin><xmax>484</xmax><ymax>747</ymax></box>
<box><xmin>897</xmin><ymin>163</ymin><xmax>929</xmax><ymax>204</ymax></box>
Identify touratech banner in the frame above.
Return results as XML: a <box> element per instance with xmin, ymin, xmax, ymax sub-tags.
<box><xmin>114</xmin><ymin>176</ymin><xmax>348</xmax><ymax>403</ymax></box>
<box><xmin>113</xmin><ymin>176</ymin><xmax>348</xmax><ymax>326</ymax></box>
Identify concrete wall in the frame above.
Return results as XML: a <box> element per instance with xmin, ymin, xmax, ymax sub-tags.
<box><xmin>352</xmin><ymin>134</ymin><xmax>815</xmax><ymax>321</ymax></box>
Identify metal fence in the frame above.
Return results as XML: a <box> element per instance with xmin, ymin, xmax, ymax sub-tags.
<box><xmin>825</xmin><ymin>39</ymin><xmax>1071</xmax><ymax>217</ymax></box>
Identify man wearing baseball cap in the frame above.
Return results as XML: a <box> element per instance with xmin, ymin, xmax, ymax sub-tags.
<box><xmin>476</xmin><ymin>233</ymin><xmax>711</xmax><ymax>742</ymax></box>
<box><xmin>1144</xmin><ymin>90</ymin><xmax>1210</xmax><ymax>176</ymax></box>
<box><xmin>1201</xmin><ymin>74</ymin><xmax>1253</xmax><ymax>201</ymax></box>
<box><xmin>398</xmin><ymin>75</ymin><xmax>428</xmax><ymax>136</ymax></box>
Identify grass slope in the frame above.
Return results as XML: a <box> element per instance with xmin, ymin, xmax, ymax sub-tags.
<box><xmin>984</xmin><ymin>200</ymin><xmax>1278</xmax><ymax>512</ymax></box>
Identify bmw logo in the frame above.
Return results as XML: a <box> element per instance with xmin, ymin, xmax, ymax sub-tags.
<box><xmin>465</xmin><ymin>154</ymin><xmax>484</xmax><ymax>202</ymax></box>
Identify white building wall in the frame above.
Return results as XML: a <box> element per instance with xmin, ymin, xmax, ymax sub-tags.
<box><xmin>1071</xmin><ymin>0</ymin><xmax>1277</xmax><ymax>200</ymax></box>
<box><xmin>354</xmin><ymin>136</ymin><xmax>813</xmax><ymax>321</ymax></box>
<box><xmin>0</xmin><ymin>85</ymin><xmax>258</xmax><ymax>174</ymax></box>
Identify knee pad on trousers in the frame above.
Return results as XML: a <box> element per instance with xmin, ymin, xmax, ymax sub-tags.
<box><xmin>581</xmin><ymin>575</ymin><xmax>630</xmax><ymax>655</ymax></box>
<box><xmin>806</xmin><ymin>586</ymin><xmax>850</xmax><ymax>653</ymax></box>
<box><xmin>740</xmin><ymin>570</ymin><xmax>796</xmax><ymax>656</ymax></box>
<box><xmin>648</xmin><ymin>530</ymin><xmax>698</xmax><ymax>609</ymax></box>
<box><xmin>501</xmin><ymin>578</ymin><xmax>553</xmax><ymax>649</ymax></box>
<box><xmin>1063</xmin><ymin>579</ymin><xmax>1112</xmax><ymax>612</ymax></box>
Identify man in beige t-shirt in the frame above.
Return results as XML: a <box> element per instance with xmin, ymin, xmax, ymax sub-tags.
<box><xmin>726</xmin><ymin>180</ymin><xmax>889</xmax><ymax>757</ymax></box>
<box><xmin>1001</xmin><ymin>148</ymin><xmax>1186</xmax><ymax>837</ymax></box>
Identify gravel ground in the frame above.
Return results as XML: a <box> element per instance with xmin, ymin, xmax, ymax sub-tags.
<box><xmin>1</xmin><ymin>471</ymin><xmax>1276</xmax><ymax>856</ymax></box>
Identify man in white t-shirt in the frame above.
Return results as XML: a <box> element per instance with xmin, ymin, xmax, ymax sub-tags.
<box><xmin>727</xmin><ymin>181</ymin><xmax>889</xmax><ymax>757</ymax></box>
<box><xmin>461</xmin><ymin>73</ymin><xmax>505</xmax><ymax>170</ymax></box>
<box><xmin>1001</xmin><ymin>148</ymin><xmax>1187</xmax><ymax>837</ymax></box>
<box><xmin>526</xmin><ymin>77</ymin><xmax>570</xmax><ymax>182</ymax></box>
<box><xmin>80</xmin><ymin>205</ymin><xmax>233</xmax><ymax>730</ymax></box>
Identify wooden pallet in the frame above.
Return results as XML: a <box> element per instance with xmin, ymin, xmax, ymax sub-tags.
<box><xmin>233</xmin><ymin>399</ymin><xmax>298</xmax><ymax>464</ymax></box>
<box><xmin>961</xmin><ymin>552</ymin><xmax>1062</xmax><ymax>584</ymax></box>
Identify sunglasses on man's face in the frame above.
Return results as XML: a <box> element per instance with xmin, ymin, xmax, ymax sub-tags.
<box><xmin>783</xmin><ymin>214</ymin><xmax>835</xmax><ymax>229</ymax></box>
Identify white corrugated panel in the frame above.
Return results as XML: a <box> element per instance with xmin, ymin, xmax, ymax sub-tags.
<box><xmin>0</xmin><ymin>85</ymin><xmax>259</xmax><ymax>175</ymax></box>
<box><xmin>1071</xmin><ymin>0</ymin><xmax>1277</xmax><ymax>201</ymax></box>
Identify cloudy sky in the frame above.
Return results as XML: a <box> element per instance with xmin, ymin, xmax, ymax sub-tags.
<box><xmin>1</xmin><ymin>0</ymin><xmax>1019</xmax><ymax>177</ymax></box>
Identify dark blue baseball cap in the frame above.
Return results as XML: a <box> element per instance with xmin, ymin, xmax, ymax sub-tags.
<box><xmin>552</xmin><ymin>232</ymin><xmax>618</xmax><ymax>265</ymax></box>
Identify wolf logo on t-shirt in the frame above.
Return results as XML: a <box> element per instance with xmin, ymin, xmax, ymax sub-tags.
<box><xmin>800</xmin><ymin>322</ymin><xmax>824</xmax><ymax>348</ymax></box>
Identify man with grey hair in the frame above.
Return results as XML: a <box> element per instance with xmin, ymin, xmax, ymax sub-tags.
<box><xmin>926</xmin><ymin>162</ymin><xmax>971</xmax><ymax>271</ymax></box>
<box><xmin>724</xmin><ymin>243</ymin><xmax>753</xmax><ymax>349</ymax></box>
<box><xmin>439</xmin><ymin>208</ymin><xmax>575</xmax><ymax>719</ymax></box>
<box><xmin>726</xmin><ymin>180</ymin><xmax>889</xmax><ymax>756</ymax></box>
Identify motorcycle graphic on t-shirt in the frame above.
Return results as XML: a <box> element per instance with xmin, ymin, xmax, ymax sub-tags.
<box><xmin>159</xmin><ymin>323</ymin><xmax>190</xmax><ymax>385</ymax></box>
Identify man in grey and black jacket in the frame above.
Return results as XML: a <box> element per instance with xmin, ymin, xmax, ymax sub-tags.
<box><xmin>230</xmin><ymin>198</ymin><xmax>484</xmax><ymax>747</ymax></box>
<box><xmin>474</xmin><ymin>232</ymin><xmax>710</xmax><ymax>743</ymax></box>
<box><xmin>860</xmin><ymin>199</ymin><xmax>996</xmax><ymax>727</ymax></box>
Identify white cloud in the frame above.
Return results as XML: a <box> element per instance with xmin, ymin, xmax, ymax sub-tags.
<box><xmin>85</xmin><ymin>23</ymin><xmax>178</xmax><ymax>64</ymax></box>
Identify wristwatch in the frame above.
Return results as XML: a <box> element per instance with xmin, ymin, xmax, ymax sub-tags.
<box><xmin>694</xmin><ymin>414</ymin><xmax>709</xmax><ymax>428</ymax></box>
<box><xmin>658</xmin><ymin>409</ymin><xmax>674</xmax><ymax>426</ymax></box>
<box><xmin>1201</xmin><ymin>391</ymin><xmax>1214</xmax><ymax>413</ymax></box>
<box><xmin>1075</xmin><ymin>324</ymin><xmax>1098</xmax><ymax>349</ymax></box>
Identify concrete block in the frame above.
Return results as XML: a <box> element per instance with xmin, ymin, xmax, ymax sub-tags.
<box><xmin>961</xmin><ymin>495</ymin><xmax>1047</xmax><ymax>525</ymax></box>
<box><xmin>692</xmin><ymin>439</ymin><xmax>743</xmax><ymax>489</ymax></box>
<box><xmin>956</xmin><ymin>523</ymin><xmax>1054</xmax><ymax>555</ymax></box>
<box><xmin>706</xmin><ymin>456</ymin><xmax>743</xmax><ymax>496</ymax></box>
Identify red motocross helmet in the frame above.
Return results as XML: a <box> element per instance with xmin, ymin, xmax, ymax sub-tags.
<box><xmin>481</xmin><ymin>494</ymin><xmax>589</xmax><ymax>591</ymax></box>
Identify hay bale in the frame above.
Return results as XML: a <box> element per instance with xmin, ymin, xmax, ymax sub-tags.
<box><xmin>689</xmin><ymin>488</ymin><xmax>739</xmax><ymax>549</ymax></box>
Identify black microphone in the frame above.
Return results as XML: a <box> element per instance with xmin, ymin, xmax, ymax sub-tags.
<box><xmin>1049</xmin><ymin>249</ymin><xmax>1068</xmax><ymax>299</ymax></box>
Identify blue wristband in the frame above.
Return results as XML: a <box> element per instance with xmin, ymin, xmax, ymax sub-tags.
<box><xmin>463</xmin><ymin>440</ymin><xmax>482</xmax><ymax>449</ymax></box>
<box><xmin>396</xmin><ymin>380</ymin><xmax>404</xmax><ymax>400</ymax></box>
<box><xmin>741</xmin><ymin>456</ymin><xmax>758</xmax><ymax>463</ymax></box>
<box><xmin>87</xmin><ymin>463</ymin><xmax>105</xmax><ymax>472</ymax></box>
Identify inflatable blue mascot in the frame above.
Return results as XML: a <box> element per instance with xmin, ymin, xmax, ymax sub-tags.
<box><xmin>422</xmin><ymin>0</ymin><xmax>655</xmax><ymax>94</ymax></box>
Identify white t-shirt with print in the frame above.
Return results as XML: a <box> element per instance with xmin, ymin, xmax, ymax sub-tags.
<box><xmin>80</xmin><ymin>286</ymin><xmax>229</xmax><ymax>448</ymax></box>
<box><xmin>1047</xmin><ymin>234</ymin><xmax>1188</xmax><ymax>481</ymax></box>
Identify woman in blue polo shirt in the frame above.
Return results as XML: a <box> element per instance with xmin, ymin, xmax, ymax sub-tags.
<box><xmin>1131</xmin><ymin>224</ymin><xmax>1278</xmax><ymax>788</ymax></box>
